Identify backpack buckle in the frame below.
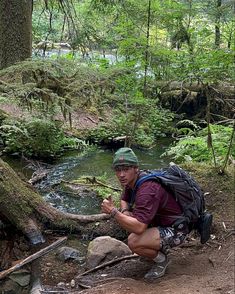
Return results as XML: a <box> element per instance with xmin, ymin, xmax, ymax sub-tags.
<box><xmin>172</xmin><ymin>217</ymin><xmax>189</xmax><ymax>233</ymax></box>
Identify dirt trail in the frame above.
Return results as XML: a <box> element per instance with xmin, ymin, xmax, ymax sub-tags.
<box><xmin>74</xmin><ymin>237</ymin><xmax>234</xmax><ymax>294</ymax></box>
<box><xmin>40</xmin><ymin>232</ymin><xmax>234</xmax><ymax>294</ymax></box>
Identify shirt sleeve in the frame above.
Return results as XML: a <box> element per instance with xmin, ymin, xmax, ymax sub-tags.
<box><xmin>132</xmin><ymin>181</ymin><xmax>163</xmax><ymax>225</ymax></box>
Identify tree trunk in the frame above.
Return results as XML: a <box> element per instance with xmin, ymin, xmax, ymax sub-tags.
<box><xmin>143</xmin><ymin>0</ymin><xmax>151</xmax><ymax>96</ymax></box>
<box><xmin>214</xmin><ymin>0</ymin><xmax>222</xmax><ymax>48</ymax></box>
<box><xmin>0</xmin><ymin>159</ymin><xmax>122</xmax><ymax>245</ymax></box>
<box><xmin>0</xmin><ymin>0</ymin><xmax>32</xmax><ymax>69</ymax></box>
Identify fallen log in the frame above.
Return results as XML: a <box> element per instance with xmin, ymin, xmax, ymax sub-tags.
<box><xmin>0</xmin><ymin>236</ymin><xmax>67</xmax><ymax>280</ymax></box>
<box><xmin>0</xmin><ymin>158</ymin><xmax>122</xmax><ymax>245</ymax></box>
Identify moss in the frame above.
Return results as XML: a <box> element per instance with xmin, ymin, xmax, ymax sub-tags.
<box><xmin>0</xmin><ymin>158</ymin><xmax>44</xmax><ymax>226</ymax></box>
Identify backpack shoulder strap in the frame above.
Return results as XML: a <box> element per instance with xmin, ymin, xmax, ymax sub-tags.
<box><xmin>129</xmin><ymin>171</ymin><xmax>165</xmax><ymax>209</ymax></box>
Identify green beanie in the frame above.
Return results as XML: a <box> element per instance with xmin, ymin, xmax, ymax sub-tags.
<box><xmin>113</xmin><ymin>147</ymin><xmax>139</xmax><ymax>167</ymax></box>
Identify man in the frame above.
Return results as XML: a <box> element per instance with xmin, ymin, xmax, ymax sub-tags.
<box><xmin>101</xmin><ymin>147</ymin><xmax>188</xmax><ymax>280</ymax></box>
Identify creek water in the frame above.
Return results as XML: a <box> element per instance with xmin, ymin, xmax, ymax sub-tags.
<box><xmin>3</xmin><ymin>140</ymin><xmax>172</xmax><ymax>215</ymax></box>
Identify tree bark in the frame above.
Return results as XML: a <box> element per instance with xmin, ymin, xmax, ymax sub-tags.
<box><xmin>0</xmin><ymin>0</ymin><xmax>32</xmax><ymax>69</ymax></box>
<box><xmin>214</xmin><ymin>0</ymin><xmax>222</xmax><ymax>48</ymax></box>
<box><xmin>0</xmin><ymin>159</ymin><xmax>122</xmax><ymax>245</ymax></box>
<box><xmin>143</xmin><ymin>0</ymin><xmax>151</xmax><ymax>96</ymax></box>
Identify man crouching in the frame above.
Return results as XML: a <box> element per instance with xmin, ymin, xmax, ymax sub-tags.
<box><xmin>101</xmin><ymin>147</ymin><xmax>188</xmax><ymax>280</ymax></box>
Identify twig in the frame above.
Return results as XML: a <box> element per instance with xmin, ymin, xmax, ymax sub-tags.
<box><xmin>62</xmin><ymin>178</ymin><xmax>121</xmax><ymax>192</ymax></box>
<box><xmin>40</xmin><ymin>291</ymin><xmax>69</xmax><ymax>294</ymax></box>
<box><xmin>78</xmin><ymin>278</ymin><xmax>137</xmax><ymax>294</ymax></box>
<box><xmin>77</xmin><ymin>283</ymin><xmax>91</xmax><ymax>289</ymax></box>
<box><xmin>223</xmin><ymin>251</ymin><xmax>234</xmax><ymax>263</ymax></box>
<box><xmin>222</xmin><ymin>222</ymin><xmax>227</xmax><ymax>231</ymax></box>
<box><xmin>76</xmin><ymin>254</ymin><xmax>139</xmax><ymax>278</ymax></box>
<box><xmin>77</xmin><ymin>277</ymin><xmax>136</xmax><ymax>290</ymax></box>
<box><xmin>224</xmin><ymin>229</ymin><xmax>235</xmax><ymax>239</ymax></box>
<box><xmin>85</xmin><ymin>177</ymin><xmax>121</xmax><ymax>192</ymax></box>
<box><xmin>209</xmin><ymin>240</ymin><xmax>222</xmax><ymax>246</ymax></box>
<box><xmin>0</xmin><ymin>237</ymin><xmax>67</xmax><ymax>280</ymax></box>
<box><xmin>208</xmin><ymin>258</ymin><xmax>215</xmax><ymax>268</ymax></box>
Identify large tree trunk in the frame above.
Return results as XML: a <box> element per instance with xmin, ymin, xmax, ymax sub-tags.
<box><xmin>0</xmin><ymin>159</ymin><xmax>122</xmax><ymax>245</ymax></box>
<box><xmin>0</xmin><ymin>0</ymin><xmax>32</xmax><ymax>69</ymax></box>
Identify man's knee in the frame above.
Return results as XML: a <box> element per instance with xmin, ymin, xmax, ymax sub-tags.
<box><xmin>127</xmin><ymin>233</ymin><xmax>138</xmax><ymax>251</ymax></box>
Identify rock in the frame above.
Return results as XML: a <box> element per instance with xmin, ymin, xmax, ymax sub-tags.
<box><xmin>57</xmin><ymin>282</ymin><xmax>65</xmax><ymax>287</ymax></box>
<box><xmin>9</xmin><ymin>269</ymin><xmax>31</xmax><ymax>287</ymax></box>
<box><xmin>0</xmin><ymin>278</ymin><xmax>22</xmax><ymax>294</ymax></box>
<box><xmin>0</xmin><ymin>271</ymin><xmax>30</xmax><ymax>294</ymax></box>
<box><xmin>86</xmin><ymin>236</ymin><xmax>132</xmax><ymax>269</ymax></box>
<box><xmin>70</xmin><ymin>279</ymin><xmax>75</xmax><ymax>288</ymax></box>
<box><xmin>56</xmin><ymin>246</ymin><xmax>85</xmax><ymax>263</ymax></box>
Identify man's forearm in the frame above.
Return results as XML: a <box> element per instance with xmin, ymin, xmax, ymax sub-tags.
<box><xmin>112</xmin><ymin>209</ymin><xmax>147</xmax><ymax>234</ymax></box>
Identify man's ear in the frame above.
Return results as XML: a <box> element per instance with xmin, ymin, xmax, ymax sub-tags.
<box><xmin>134</xmin><ymin>166</ymin><xmax>139</xmax><ymax>173</ymax></box>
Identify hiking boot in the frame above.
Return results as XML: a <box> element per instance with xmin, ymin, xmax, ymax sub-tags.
<box><xmin>144</xmin><ymin>255</ymin><xmax>170</xmax><ymax>281</ymax></box>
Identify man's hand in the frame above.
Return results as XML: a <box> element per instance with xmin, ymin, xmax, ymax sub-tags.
<box><xmin>101</xmin><ymin>196</ymin><xmax>115</xmax><ymax>214</ymax></box>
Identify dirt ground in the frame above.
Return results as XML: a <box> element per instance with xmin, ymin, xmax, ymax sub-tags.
<box><xmin>40</xmin><ymin>222</ymin><xmax>234</xmax><ymax>294</ymax></box>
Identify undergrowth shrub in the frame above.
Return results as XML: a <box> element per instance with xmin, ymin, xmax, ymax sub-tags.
<box><xmin>0</xmin><ymin>118</ymin><xmax>85</xmax><ymax>158</ymax></box>
<box><xmin>87</xmin><ymin>104</ymin><xmax>174</xmax><ymax>148</ymax></box>
<box><xmin>162</xmin><ymin>124</ymin><xmax>234</xmax><ymax>164</ymax></box>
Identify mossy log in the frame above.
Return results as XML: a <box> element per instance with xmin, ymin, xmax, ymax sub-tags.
<box><xmin>156</xmin><ymin>81</ymin><xmax>235</xmax><ymax>119</ymax></box>
<box><xmin>0</xmin><ymin>159</ymin><xmax>122</xmax><ymax>245</ymax></box>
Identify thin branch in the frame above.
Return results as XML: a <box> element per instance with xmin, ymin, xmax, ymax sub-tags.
<box><xmin>0</xmin><ymin>237</ymin><xmax>67</xmax><ymax>280</ymax></box>
<box><xmin>76</xmin><ymin>254</ymin><xmax>139</xmax><ymax>278</ymax></box>
<box><xmin>62</xmin><ymin>178</ymin><xmax>121</xmax><ymax>192</ymax></box>
<box><xmin>221</xmin><ymin>119</ymin><xmax>235</xmax><ymax>173</ymax></box>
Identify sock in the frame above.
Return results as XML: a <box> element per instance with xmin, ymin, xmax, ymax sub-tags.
<box><xmin>153</xmin><ymin>251</ymin><xmax>166</xmax><ymax>263</ymax></box>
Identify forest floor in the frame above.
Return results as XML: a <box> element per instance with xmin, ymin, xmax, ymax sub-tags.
<box><xmin>0</xmin><ymin>103</ymin><xmax>234</xmax><ymax>294</ymax></box>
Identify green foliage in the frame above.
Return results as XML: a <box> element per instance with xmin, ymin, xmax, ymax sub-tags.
<box><xmin>87</xmin><ymin>103</ymin><xmax>174</xmax><ymax>148</ymax></box>
<box><xmin>162</xmin><ymin>124</ymin><xmax>234</xmax><ymax>164</ymax></box>
<box><xmin>95</xmin><ymin>185</ymin><xmax>119</xmax><ymax>201</ymax></box>
<box><xmin>61</xmin><ymin>137</ymin><xmax>88</xmax><ymax>150</ymax></box>
<box><xmin>32</xmin><ymin>2</ymin><xmax>65</xmax><ymax>43</ymax></box>
<box><xmin>72</xmin><ymin>174</ymin><xmax>120</xmax><ymax>203</ymax></box>
<box><xmin>30</xmin><ymin>0</ymin><xmax>235</xmax><ymax>86</ymax></box>
<box><xmin>174</xmin><ymin>120</ymin><xmax>199</xmax><ymax>137</ymax></box>
<box><xmin>0</xmin><ymin>118</ymin><xmax>65</xmax><ymax>158</ymax></box>
<box><xmin>176</xmin><ymin>120</ymin><xmax>198</xmax><ymax>130</ymax></box>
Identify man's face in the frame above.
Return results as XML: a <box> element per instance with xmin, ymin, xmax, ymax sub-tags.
<box><xmin>114</xmin><ymin>166</ymin><xmax>139</xmax><ymax>188</ymax></box>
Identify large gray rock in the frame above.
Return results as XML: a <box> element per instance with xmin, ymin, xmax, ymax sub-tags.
<box><xmin>86</xmin><ymin>236</ymin><xmax>132</xmax><ymax>269</ymax></box>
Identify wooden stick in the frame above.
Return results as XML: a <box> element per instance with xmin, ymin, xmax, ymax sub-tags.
<box><xmin>87</xmin><ymin>177</ymin><xmax>121</xmax><ymax>192</ymax></box>
<box><xmin>62</xmin><ymin>178</ymin><xmax>121</xmax><ymax>192</ymax></box>
<box><xmin>0</xmin><ymin>236</ymin><xmax>67</xmax><ymax>280</ymax></box>
<box><xmin>76</xmin><ymin>254</ymin><xmax>139</xmax><ymax>278</ymax></box>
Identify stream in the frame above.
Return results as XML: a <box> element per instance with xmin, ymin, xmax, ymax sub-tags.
<box><xmin>2</xmin><ymin>141</ymin><xmax>172</xmax><ymax>215</ymax></box>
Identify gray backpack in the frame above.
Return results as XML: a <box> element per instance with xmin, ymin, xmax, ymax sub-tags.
<box><xmin>130</xmin><ymin>164</ymin><xmax>212</xmax><ymax>244</ymax></box>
